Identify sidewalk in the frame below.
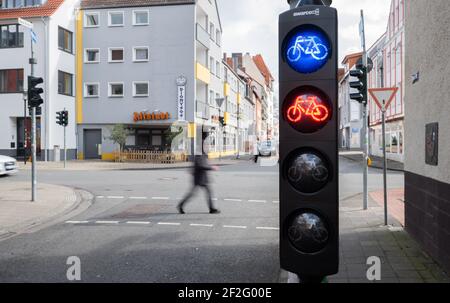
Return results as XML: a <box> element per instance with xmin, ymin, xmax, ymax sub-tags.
<box><xmin>340</xmin><ymin>151</ymin><xmax>404</xmax><ymax>172</ymax></box>
<box><xmin>0</xmin><ymin>181</ymin><xmax>91</xmax><ymax>241</ymax></box>
<box><xmin>17</xmin><ymin>158</ymin><xmax>241</xmax><ymax>171</ymax></box>
<box><xmin>328</xmin><ymin>193</ymin><xmax>449</xmax><ymax>283</ymax></box>
<box><xmin>370</xmin><ymin>188</ymin><xmax>405</xmax><ymax>226</ymax></box>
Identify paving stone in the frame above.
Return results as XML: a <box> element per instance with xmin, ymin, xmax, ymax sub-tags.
<box><xmin>398</xmin><ymin>278</ymin><xmax>424</xmax><ymax>283</ymax></box>
<box><xmin>394</xmin><ymin>270</ymin><xmax>422</xmax><ymax>279</ymax></box>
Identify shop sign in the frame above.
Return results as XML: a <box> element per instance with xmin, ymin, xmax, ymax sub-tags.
<box><xmin>176</xmin><ymin>76</ymin><xmax>187</xmax><ymax>121</ymax></box>
<box><xmin>133</xmin><ymin>112</ymin><xmax>171</xmax><ymax>122</ymax></box>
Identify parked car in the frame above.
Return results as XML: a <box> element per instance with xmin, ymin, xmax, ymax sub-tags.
<box><xmin>0</xmin><ymin>155</ymin><xmax>18</xmax><ymax>176</ymax></box>
<box><xmin>258</xmin><ymin>141</ymin><xmax>277</xmax><ymax>157</ymax></box>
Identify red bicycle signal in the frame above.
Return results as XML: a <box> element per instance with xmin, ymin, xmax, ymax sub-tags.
<box><xmin>287</xmin><ymin>95</ymin><xmax>330</xmax><ymax>123</ymax></box>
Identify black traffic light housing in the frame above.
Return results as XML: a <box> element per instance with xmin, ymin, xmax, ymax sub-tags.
<box><xmin>28</xmin><ymin>76</ymin><xmax>44</xmax><ymax>108</ymax></box>
<box><xmin>219</xmin><ymin>116</ymin><xmax>225</xmax><ymax>127</ymax></box>
<box><xmin>279</xmin><ymin>3</ymin><xmax>339</xmax><ymax>280</ymax></box>
<box><xmin>349</xmin><ymin>63</ymin><xmax>368</xmax><ymax>104</ymax></box>
<box><xmin>56</xmin><ymin>110</ymin><xmax>68</xmax><ymax>127</ymax></box>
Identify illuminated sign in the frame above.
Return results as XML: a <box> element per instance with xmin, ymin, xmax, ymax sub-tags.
<box><xmin>284</xmin><ymin>25</ymin><xmax>331</xmax><ymax>74</ymax></box>
<box><xmin>283</xmin><ymin>86</ymin><xmax>332</xmax><ymax>134</ymax></box>
<box><xmin>133</xmin><ymin>112</ymin><xmax>171</xmax><ymax>122</ymax></box>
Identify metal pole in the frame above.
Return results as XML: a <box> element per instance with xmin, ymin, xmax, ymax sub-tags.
<box><xmin>30</xmin><ymin>33</ymin><xmax>37</xmax><ymax>202</ymax></box>
<box><xmin>64</xmin><ymin>122</ymin><xmax>67</xmax><ymax>169</ymax></box>
<box><xmin>361</xmin><ymin>10</ymin><xmax>369</xmax><ymax>210</ymax></box>
<box><xmin>382</xmin><ymin>101</ymin><xmax>388</xmax><ymax>226</ymax></box>
<box><xmin>23</xmin><ymin>93</ymin><xmax>27</xmax><ymax>165</ymax></box>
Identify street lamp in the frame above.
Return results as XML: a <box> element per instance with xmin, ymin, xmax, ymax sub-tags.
<box><xmin>22</xmin><ymin>91</ymin><xmax>28</xmax><ymax>165</ymax></box>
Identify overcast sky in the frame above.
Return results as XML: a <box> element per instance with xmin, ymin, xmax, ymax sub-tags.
<box><xmin>217</xmin><ymin>0</ymin><xmax>391</xmax><ymax>81</ymax></box>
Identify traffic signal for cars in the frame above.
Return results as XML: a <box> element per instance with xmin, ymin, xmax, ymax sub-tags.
<box><xmin>28</xmin><ymin>76</ymin><xmax>44</xmax><ymax>108</ymax></box>
<box><xmin>279</xmin><ymin>0</ymin><xmax>339</xmax><ymax>281</ymax></box>
<box><xmin>56</xmin><ymin>110</ymin><xmax>68</xmax><ymax>127</ymax></box>
<box><xmin>349</xmin><ymin>63</ymin><xmax>367</xmax><ymax>104</ymax></box>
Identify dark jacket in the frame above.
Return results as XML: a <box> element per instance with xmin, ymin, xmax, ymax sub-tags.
<box><xmin>193</xmin><ymin>155</ymin><xmax>213</xmax><ymax>186</ymax></box>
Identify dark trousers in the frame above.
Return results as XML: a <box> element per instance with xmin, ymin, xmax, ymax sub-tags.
<box><xmin>179</xmin><ymin>184</ymin><xmax>215</xmax><ymax>210</ymax></box>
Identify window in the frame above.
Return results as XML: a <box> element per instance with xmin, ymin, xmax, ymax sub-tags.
<box><xmin>58</xmin><ymin>71</ymin><xmax>73</xmax><ymax>96</ymax></box>
<box><xmin>0</xmin><ymin>24</ymin><xmax>24</xmax><ymax>48</ymax></box>
<box><xmin>133</xmin><ymin>81</ymin><xmax>149</xmax><ymax>97</ymax></box>
<box><xmin>108</xmin><ymin>11</ymin><xmax>124</xmax><ymax>27</ymax></box>
<box><xmin>0</xmin><ymin>69</ymin><xmax>24</xmax><ymax>93</ymax></box>
<box><xmin>216</xmin><ymin>61</ymin><xmax>220</xmax><ymax>77</ymax></box>
<box><xmin>133</xmin><ymin>47</ymin><xmax>149</xmax><ymax>62</ymax></box>
<box><xmin>1</xmin><ymin>0</ymin><xmax>44</xmax><ymax>8</ymax></box>
<box><xmin>133</xmin><ymin>10</ymin><xmax>149</xmax><ymax>26</ymax></box>
<box><xmin>209</xmin><ymin>22</ymin><xmax>215</xmax><ymax>41</ymax></box>
<box><xmin>216</xmin><ymin>29</ymin><xmax>221</xmax><ymax>46</ymax></box>
<box><xmin>109</xmin><ymin>82</ymin><xmax>124</xmax><ymax>97</ymax></box>
<box><xmin>210</xmin><ymin>57</ymin><xmax>215</xmax><ymax>74</ymax></box>
<box><xmin>84</xmin><ymin>83</ymin><xmax>99</xmax><ymax>97</ymax></box>
<box><xmin>58</xmin><ymin>27</ymin><xmax>73</xmax><ymax>53</ymax></box>
<box><xmin>85</xmin><ymin>48</ymin><xmax>100</xmax><ymax>63</ymax></box>
<box><xmin>85</xmin><ymin>12</ymin><xmax>99</xmax><ymax>27</ymax></box>
<box><xmin>109</xmin><ymin>47</ymin><xmax>124</xmax><ymax>62</ymax></box>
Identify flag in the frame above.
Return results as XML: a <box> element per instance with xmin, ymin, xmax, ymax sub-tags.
<box><xmin>30</xmin><ymin>30</ymin><xmax>37</xmax><ymax>44</ymax></box>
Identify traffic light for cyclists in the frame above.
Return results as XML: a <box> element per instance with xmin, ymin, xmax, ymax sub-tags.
<box><xmin>28</xmin><ymin>76</ymin><xmax>44</xmax><ymax>108</ymax></box>
<box><xmin>349</xmin><ymin>62</ymin><xmax>367</xmax><ymax>104</ymax></box>
<box><xmin>279</xmin><ymin>1</ymin><xmax>339</xmax><ymax>281</ymax></box>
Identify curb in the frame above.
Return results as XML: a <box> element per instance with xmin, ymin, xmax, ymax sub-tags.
<box><xmin>341</xmin><ymin>155</ymin><xmax>404</xmax><ymax>172</ymax></box>
<box><xmin>0</xmin><ymin>187</ymin><xmax>94</xmax><ymax>242</ymax></box>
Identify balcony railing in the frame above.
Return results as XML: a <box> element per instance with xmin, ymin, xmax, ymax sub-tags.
<box><xmin>196</xmin><ymin>100</ymin><xmax>210</xmax><ymax>120</ymax></box>
<box><xmin>196</xmin><ymin>23</ymin><xmax>210</xmax><ymax>49</ymax></box>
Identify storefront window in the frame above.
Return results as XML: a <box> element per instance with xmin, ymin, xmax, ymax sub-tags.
<box><xmin>391</xmin><ymin>133</ymin><xmax>399</xmax><ymax>154</ymax></box>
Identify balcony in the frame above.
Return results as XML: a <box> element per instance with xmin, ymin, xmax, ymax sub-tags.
<box><xmin>196</xmin><ymin>62</ymin><xmax>210</xmax><ymax>84</ymax></box>
<box><xmin>196</xmin><ymin>23</ymin><xmax>210</xmax><ymax>49</ymax></box>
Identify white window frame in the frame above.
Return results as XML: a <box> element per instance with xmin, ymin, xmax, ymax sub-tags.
<box><xmin>133</xmin><ymin>46</ymin><xmax>149</xmax><ymax>62</ymax></box>
<box><xmin>84</xmin><ymin>12</ymin><xmax>100</xmax><ymax>28</ymax></box>
<box><xmin>84</xmin><ymin>48</ymin><xmax>100</xmax><ymax>63</ymax></box>
<box><xmin>133</xmin><ymin>10</ymin><xmax>149</xmax><ymax>26</ymax></box>
<box><xmin>84</xmin><ymin>82</ymin><xmax>100</xmax><ymax>98</ymax></box>
<box><xmin>108</xmin><ymin>11</ymin><xmax>125</xmax><ymax>27</ymax></box>
<box><xmin>108</xmin><ymin>47</ymin><xmax>124</xmax><ymax>63</ymax></box>
<box><xmin>108</xmin><ymin>82</ymin><xmax>124</xmax><ymax>98</ymax></box>
<box><xmin>133</xmin><ymin>81</ymin><xmax>150</xmax><ymax>97</ymax></box>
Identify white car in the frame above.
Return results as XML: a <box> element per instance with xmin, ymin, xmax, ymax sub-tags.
<box><xmin>0</xmin><ymin>155</ymin><xmax>18</xmax><ymax>176</ymax></box>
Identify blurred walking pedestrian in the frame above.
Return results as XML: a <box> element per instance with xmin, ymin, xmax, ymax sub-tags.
<box><xmin>177</xmin><ymin>154</ymin><xmax>220</xmax><ymax>214</ymax></box>
<box><xmin>252</xmin><ymin>137</ymin><xmax>260</xmax><ymax>163</ymax></box>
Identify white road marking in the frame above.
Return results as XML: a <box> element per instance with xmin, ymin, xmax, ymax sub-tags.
<box><xmin>158</xmin><ymin>222</ymin><xmax>181</xmax><ymax>226</ymax></box>
<box><xmin>248</xmin><ymin>200</ymin><xmax>267</xmax><ymax>203</ymax></box>
<box><xmin>66</xmin><ymin>221</ymin><xmax>89</xmax><ymax>224</ymax></box>
<box><xmin>129</xmin><ymin>197</ymin><xmax>147</xmax><ymax>200</ymax></box>
<box><xmin>95</xmin><ymin>221</ymin><xmax>120</xmax><ymax>224</ymax></box>
<box><xmin>96</xmin><ymin>196</ymin><xmax>105</xmax><ymax>199</ymax></box>
<box><xmin>126</xmin><ymin>221</ymin><xmax>151</xmax><ymax>225</ymax></box>
<box><xmin>107</xmin><ymin>196</ymin><xmax>124</xmax><ymax>199</ymax></box>
<box><xmin>190</xmin><ymin>223</ymin><xmax>214</xmax><ymax>228</ymax></box>
<box><xmin>212</xmin><ymin>198</ymin><xmax>218</xmax><ymax>201</ymax></box>
<box><xmin>223</xmin><ymin>225</ymin><xmax>247</xmax><ymax>229</ymax></box>
<box><xmin>272</xmin><ymin>201</ymin><xmax>279</xmax><ymax>204</ymax></box>
<box><xmin>224</xmin><ymin>199</ymin><xmax>242</xmax><ymax>202</ymax></box>
<box><xmin>152</xmin><ymin>197</ymin><xmax>170</xmax><ymax>200</ymax></box>
<box><xmin>256</xmin><ymin>227</ymin><xmax>279</xmax><ymax>231</ymax></box>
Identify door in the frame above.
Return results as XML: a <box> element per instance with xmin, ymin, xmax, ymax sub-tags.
<box><xmin>84</xmin><ymin>129</ymin><xmax>102</xmax><ymax>159</ymax></box>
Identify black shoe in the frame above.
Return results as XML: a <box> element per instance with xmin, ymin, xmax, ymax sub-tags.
<box><xmin>209</xmin><ymin>209</ymin><xmax>221</xmax><ymax>214</ymax></box>
<box><xmin>177</xmin><ymin>205</ymin><xmax>185</xmax><ymax>214</ymax></box>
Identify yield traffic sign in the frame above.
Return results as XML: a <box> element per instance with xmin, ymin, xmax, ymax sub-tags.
<box><xmin>368</xmin><ymin>87</ymin><xmax>398</xmax><ymax>111</ymax></box>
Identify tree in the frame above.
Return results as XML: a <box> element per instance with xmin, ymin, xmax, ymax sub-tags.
<box><xmin>109</xmin><ymin>124</ymin><xmax>129</xmax><ymax>161</ymax></box>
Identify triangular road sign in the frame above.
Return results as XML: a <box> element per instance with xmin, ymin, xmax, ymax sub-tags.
<box><xmin>369</xmin><ymin>87</ymin><xmax>398</xmax><ymax>111</ymax></box>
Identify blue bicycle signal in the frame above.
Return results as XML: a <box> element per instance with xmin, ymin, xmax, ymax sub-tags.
<box><xmin>284</xmin><ymin>25</ymin><xmax>331</xmax><ymax>74</ymax></box>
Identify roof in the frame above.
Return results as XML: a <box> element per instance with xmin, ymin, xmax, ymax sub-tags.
<box><xmin>252</xmin><ymin>54</ymin><xmax>274</xmax><ymax>87</ymax></box>
<box><xmin>341</xmin><ymin>52</ymin><xmax>363</xmax><ymax>65</ymax></box>
<box><xmin>0</xmin><ymin>0</ymin><xmax>64</xmax><ymax>20</ymax></box>
<box><xmin>80</xmin><ymin>0</ymin><xmax>195</xmax><ymax>9</ymax></box>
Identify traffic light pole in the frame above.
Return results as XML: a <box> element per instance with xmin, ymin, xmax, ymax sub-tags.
<box><xmin>64</xmin><ymin>118</ymin><xmax>67</xmax><ymax>169</ymax></box>
<box><xmin>360</xmin><ymin>10</ymin><xmax>369</xmax><ymax>210</ymax></box>
<box><xmin>30</xmin><ymin>33</ymin><xmax>37</xmax><ymax>202</ymax></box>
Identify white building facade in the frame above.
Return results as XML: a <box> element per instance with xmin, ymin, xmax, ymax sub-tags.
<box><xmin>0</xmin><ymin>0</ymin><xmax>79</xmax><ymax>160</ymax></box>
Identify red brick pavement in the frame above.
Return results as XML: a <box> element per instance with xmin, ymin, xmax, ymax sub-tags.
<box><xmin>370</xmin><ymin>188</ymin><xmax>405</xmax><ymax>226</ymax></box>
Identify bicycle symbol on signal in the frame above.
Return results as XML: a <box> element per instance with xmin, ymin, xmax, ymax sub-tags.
<box><xmin>287</xmin><ymin>36</ymin><xmax>329</xmax><ymax>63</ymax></box>
<box><xmin>287</xmin><ymin>95</ymin><xmax>330</xmax><ymax>123</ymax></box>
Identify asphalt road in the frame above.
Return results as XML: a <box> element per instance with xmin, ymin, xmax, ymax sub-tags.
<box><xmin>0</xmin><ymin>156</ymin><xmax>403</xmax><ymax>282</ymax></box>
